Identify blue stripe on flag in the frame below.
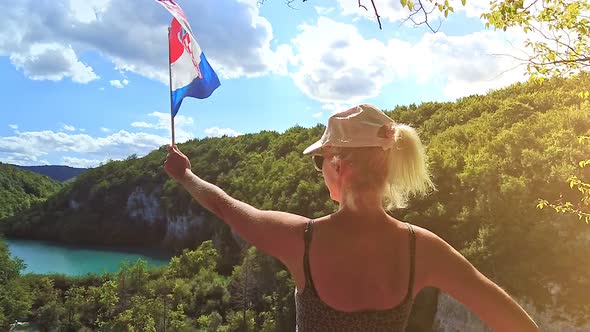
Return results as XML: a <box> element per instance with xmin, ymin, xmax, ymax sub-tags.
<box><xmin>171</xmin><ymin>53</ymin><xmax>220</xmax><ymax>117</ymax></box>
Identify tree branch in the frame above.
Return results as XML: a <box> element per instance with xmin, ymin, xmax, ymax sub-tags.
<box><xmin>355</xmin><ymin>0</ymin><xmax>382</xmax><ymax>29</ymax></box>
<box><xmin>369</xmin><ymin>0</ymin><xmax>382</xmax><ymax>30</ymax></box>
<box><xmin>358</xmin><ymin>0</ymin><xmax>367</xmax><ymax>11</ymax></box>
<box><xmin>400</xmin><ymin>0</ymin><xmax>443</xmax><ymax>33</ymax></box>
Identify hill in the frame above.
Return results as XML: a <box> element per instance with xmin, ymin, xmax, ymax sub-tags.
<box><xmin>0</xmin><ymin>164</ymin><xmax>62</xmax><ymax>219</ymax></box>
<box><xmin>14</xmin><ymin>165</ymin><xmax>87</xmax><ymax>182</ymax></box>
<box><xmin>1</xmin><ymin>73</ymin><xmax>589</xmax><ymax>318</ymax></box>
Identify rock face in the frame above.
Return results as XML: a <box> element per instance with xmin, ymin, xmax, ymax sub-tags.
<box><xmin>126</xmin><ymin>187</ymin><xmax>162</xmax><ymax>224</ymax></box>
<box><xmin>125</xmin><ymin>186</ymin><xmax>206</xmax><ymax>245</ymax></box>
<box><xmin>432</xmin><ymin>293</ymin><xmax>490</xmax><ymax>332</ymax></box>
<box><xmin>521</xmin><ymin>302</ymin><xmax>590</xmax><ymax>332</ymax></box>
<box><xmin>68</xmin><ymin>199</ymin><xmax>80</xmax><ymax>211</ymax></box>
<box><xmin>432</xmin><ymin>292</ymin><xmax>589</xmax><ymax>332</ymax></box>
<box><xmin>163</xmin><ymin>213</ymin><xmax>206</xmax><ymax>243</ymax></box>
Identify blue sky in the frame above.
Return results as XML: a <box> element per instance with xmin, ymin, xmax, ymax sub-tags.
<box><xmin>0</xmin><ymin>0</ymin><xmax>528</xmax><ymax>167</ymax></box>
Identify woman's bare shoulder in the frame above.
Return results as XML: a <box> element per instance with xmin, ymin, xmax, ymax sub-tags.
<box><xmin>402</xmin><ymin>223</ymin><xmax>460</xmax><ymax>293</ymax></box>
<box><xmin>404</xmin><ymin>223</ymin><xmax>438</xmax><ymax>239</ymax></box>
<box><xmin>405</xmin><ymin>223</ymin><xmax>452</xmax><ymax>252</ymax></box>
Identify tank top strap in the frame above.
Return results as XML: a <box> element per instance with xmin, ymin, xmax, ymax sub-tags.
<box><xmin>405</xmin><ymin>223</ymin><xmax>416</xmax><ymax>296</ymax></box>
<box><xmin>303</xmin><ymin>219</ymin><xmax>317</xmax><ymax>294</ymax></box>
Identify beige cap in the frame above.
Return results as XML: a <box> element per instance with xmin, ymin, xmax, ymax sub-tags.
<box><xmin>303</xmin><ymin>104</ymin><xmax>397</xmax><ymax>155</ymax></box>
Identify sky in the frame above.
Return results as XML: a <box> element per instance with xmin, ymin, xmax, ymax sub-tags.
<box><xmin>0</xmin><ymin>0</ymin><xmax>531</xmax><ymax>168</ymax></box>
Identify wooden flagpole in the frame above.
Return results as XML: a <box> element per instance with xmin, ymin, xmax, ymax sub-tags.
<box><xmin>168</xmin><ymin>26</ymin><xmax>176</xmax><ymax>146</ymax></box>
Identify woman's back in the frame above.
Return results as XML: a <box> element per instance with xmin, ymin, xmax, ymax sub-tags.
<box><xmin>294</xmin><ymin>214</ymin><xmax>416</xmax><ymax>331</ymax></box>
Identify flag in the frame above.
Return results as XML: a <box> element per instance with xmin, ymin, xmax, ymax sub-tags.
<box><xmin>155</xmin><ymin>0</ymin><xmax>220</xmax><ymax>117</ymax></box>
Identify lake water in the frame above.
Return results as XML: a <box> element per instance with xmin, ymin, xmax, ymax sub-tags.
<box><xmin>6</xmin><ymin>238</ymin><xmax>170</xmax><ymax>276</ymax></box>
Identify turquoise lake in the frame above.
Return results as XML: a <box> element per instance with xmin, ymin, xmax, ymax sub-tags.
<box><xmin>6</xmin><ymin>238</ymin><xmax>170</xmax><ymax>276</ymax></box>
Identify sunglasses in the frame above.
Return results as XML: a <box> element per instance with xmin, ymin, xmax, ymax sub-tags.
<box><xmin>312</xmin><ymin>155</ymin><xmax>324</xmax><ymax>172</ymax></box>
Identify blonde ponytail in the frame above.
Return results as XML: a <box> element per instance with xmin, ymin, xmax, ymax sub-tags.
<box><xmin>382</xmin><ymin>124</ymin><xmax>435</xmax><ymax>210</ymax></box>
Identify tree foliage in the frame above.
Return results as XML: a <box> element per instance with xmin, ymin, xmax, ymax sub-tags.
<box><xmin>3</xmin><ymin>0</ymin><xmax>590</xmax><ymax>323</ymax></box>
<box><xmin>0</xmin><ymin>164</ymin><xmax>62</xmax><ymax>219</ymax></box>
<box><xmin>482</xmin><ymin>0</ymin><xmax>590</xmax><ymax>77</ymax></box>
<box><xmin>537</xmin><ymin>135</ymin><xmax>590</xmax><ymax>223</ymax></box>
<box><xmin>1</xmin><ymin>239</ymin><xmax>295</xmax><ymax>331</ymax></box>
<box><xmin>469</xmin><ymin>0</ymin><xmax>590</xmax><ymax>224</ymax></box>
<box><xmin>0</xmin><ymin>239</ymin><xmax>32</xmax><ymax>331</ymax></box>
<box><xmin>1</xmin><ymin>74</ymin><xmax>589</xmax><ymax>329</ymax></box>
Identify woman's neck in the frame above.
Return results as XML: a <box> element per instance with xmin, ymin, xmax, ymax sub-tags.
<box><xmin>336</xmin><ymin>191</ymin><xmax>388</xmax><ymax>219</ymax></box>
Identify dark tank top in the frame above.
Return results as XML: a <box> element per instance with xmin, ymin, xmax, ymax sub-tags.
<box><xmin>295</xmin><ymin>220</ymin><xmax>416</xmax><ymax>331</ymax></box>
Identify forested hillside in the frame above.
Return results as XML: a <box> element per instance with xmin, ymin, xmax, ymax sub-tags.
<box><xmin>0</xmin><ymin>164</ymin><xmax>62</xmax><ymax>219</ymax></box>
<box><xmin>1</xmin><ymin>74</ymin><xmax>589</xmax><ymax>330</ymax></box>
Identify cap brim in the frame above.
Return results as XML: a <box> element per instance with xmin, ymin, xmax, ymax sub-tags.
<box><xmin>303</xmin><ymin>140</ymin><xmax>322</xmax><ymax>155</ymax></box>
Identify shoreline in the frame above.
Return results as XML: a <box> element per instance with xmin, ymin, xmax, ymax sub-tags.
<box><xmin>4</xmin><ymin>235</ymin><xmax>174</xmax><ymax>261</ymax></box>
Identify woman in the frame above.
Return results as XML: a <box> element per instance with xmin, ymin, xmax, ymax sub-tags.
<box><xmin>164</xmin><ymin>104</ymin><xmax>539</xmax><ymax>331</ymax></box>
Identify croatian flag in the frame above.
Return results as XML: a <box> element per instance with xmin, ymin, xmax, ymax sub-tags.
<box><xmin>155</xmin><ymin>0</ymin><xmax>220</xmax><ymax>117</ymax></box>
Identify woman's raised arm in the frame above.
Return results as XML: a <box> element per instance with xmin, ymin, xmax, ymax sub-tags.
<box><xmin>164</xmin><ymin>145</ymin><xmax>306</xmax><ymax>264</ymax></box>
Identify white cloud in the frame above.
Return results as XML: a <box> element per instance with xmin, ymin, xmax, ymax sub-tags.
<box><xmin>131</xmin><ymin>122</ymin><xmax>154</xmax><ymax>128</ymax></box>
<box><xmin>0</xmin><ymin>129</ymin><xmax>168</xmax><ymax>166</ymax></box>
<box><xmin>314</xmin><ymin>6</ymin><xmax>336</xmax><ymax>16</ymax></box>
<box><xmin>0</xmin><ymin>152</ymin><xmax>46</xmax><ymax>166</ymax></box>
<box><xmin>204</xmin><ymin>127</ymin><xmax>242</xmax><ymax>138</ymax></box>
<box><xmin>0</xmin><ymin>0</ymin><xmax>290</xmax><ymax>83</ymax></box>
<box><xmin>109</xmin><ymin>79</ymin><xmax>129</xmax><ymax>88</ymax></box>
<box><xmin>9</xmin><ymin>124</ymin><xmax>18</xmax><ymax>130</ymax></box>
<box><xmin>8</xmin><ymin>43</ymin><xmax>98</xmax><ymax>83</ymax></box>
<box><xmin>130</xmin><ymin>112</ymin><xmax>195</xmax><ymax>143</ymax></box>
<box><xmin>68</xmin><ymin>0</ymin><xmax>112</xmax><ymax>23</ymax></box>
<box><xmin>154</xmin><ymin>112</ymin><xmax>194</xmax><ymax>127</ymax></box>
<box><xmin>62</xmin><ymin>156</ymin><xmax>101</xmax><ymax>168</ymax></box>
<box><xmin>62</xmin><ymin>124</ymin><xmax>76</xmax><ymax>131</ymax></box>
<box><xmin>459</xmin><ymin>2</ymin><xmax>491</xmax><ymax>18</ymax></box>
<box><xmin>410</xmin><ymin>31</ymin><xmax>527</xmax><ymax>98</ymax></box>
<box><xmin>0</xmin><ymin>111</ymin><xmax>201</xmax><ymax>166</ymax></box>
<box><xmin>292</xmin><ymin>17</ymin><xmax>411</xmax><ymax>103</ymax></box>
<box><xmin>288</xmin><ymin>17</ymin><xmax>528</xmax><ymax>102</ymax></box>
<box><xmin>312</xmin><ymin>112</ymin><xmax>323</xmax><ymax>118</ymax></box>
<box><xmin>290</xmin><ymin>17</ymin><xmax>412</xmax><ymax>103</ymax></box>
<box><xmin>321</xmin><ymin>103</ymin><xmax>354</xmax><ymax>114</ymax></box>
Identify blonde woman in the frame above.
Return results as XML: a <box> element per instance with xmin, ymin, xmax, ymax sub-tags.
<box><xmin>164</xmin><ymin>104</ymin><xmax>539</xmax><ymax>331</ymax></box>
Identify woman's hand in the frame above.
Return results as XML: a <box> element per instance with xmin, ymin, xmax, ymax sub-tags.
<box><xmin>164</xmin><ymin>145</ymin><xmax>192</xmax><ymax>182</ymax></box>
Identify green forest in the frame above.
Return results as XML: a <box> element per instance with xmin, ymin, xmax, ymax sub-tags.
<box><xmin>0</xmin><ymin>164</ymin><xmax>62</xmax><ymax>220</ymax></box>
<box><xmin>1</xmin><ymin>73</ymin><xmax>589</xmax><ymax>331</ymax></box>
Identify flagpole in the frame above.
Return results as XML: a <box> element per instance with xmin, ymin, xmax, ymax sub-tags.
<box><xmin>168</xmin><ymin>26</ymin><xmax>176</xmax><ymax>146</ymax></box>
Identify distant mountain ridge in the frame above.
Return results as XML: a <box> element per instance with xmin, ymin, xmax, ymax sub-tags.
<box><xmin>14</xmin><ymin>165</ymin><xmax>87</xmax><ymax>182</ymax></box>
